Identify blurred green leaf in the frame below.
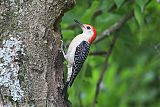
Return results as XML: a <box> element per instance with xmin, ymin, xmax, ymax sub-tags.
<box><xmin>134</xmin><ymin>4</ymin><xmax>144</xmax><ymax>26</ymax></box>
<box><xmin>100</xmin><ymin>0</ymin><xmax>114</xmax><ymax>10</ymax></box>
<box><xmin>142</xmin><ymin>71</ymin><xmax>155</xmax><ymax>84</ymax></box>
<box><xmin>61</xmin><ymin>0</ymin><xmax>160</xmax><ymax>106</ymax></box>
<box><xmin>81</xmin><ymin>0</ymin><xmax>99</xmax><ymax>23</ymax></box>
<box><xmin>62</xmin><ymin>30</ymin><xmax>75</xmax><ymax>40</ymax></box>
<box><xmin>136</xmin><ymin>0</ymin><xmax>149</xmax><ymax>12</ymax></box>
<box><xmin>85</xmin><ymin>64</ymin><xmax>92</xmax><ymax>78</ymax></box>
<box><xmin>114</xmin><ymin>0</ymin><xmax>125</xmax><ymax>8</ymax></box>
<box><xmin>104</xmin><ymin>64</ymin><xmax>117</xmax><ymax>89</ymax></box>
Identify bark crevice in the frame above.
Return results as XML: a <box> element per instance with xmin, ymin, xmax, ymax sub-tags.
<box><xmin>0</xmin><ymin>0</ymin><xmax>75</xmax><ymax>107</ymax></box>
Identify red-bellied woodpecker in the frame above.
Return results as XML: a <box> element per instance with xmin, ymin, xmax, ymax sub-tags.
<box><xmin>61</xmin><ymin>19</ymin><xmax>96</xmax><ymax>93</ymax></box>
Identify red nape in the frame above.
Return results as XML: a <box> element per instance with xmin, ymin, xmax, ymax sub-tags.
<box><xmin>88</xmin><ymin>25</ymin><xmax>97</xmax><ymax>44</ymax></box>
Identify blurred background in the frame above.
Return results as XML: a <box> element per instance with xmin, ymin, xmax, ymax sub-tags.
<box><xmin>61</xmin><ymin>0</ymin><xmax>160</xmax><ymax>107</ymax></box>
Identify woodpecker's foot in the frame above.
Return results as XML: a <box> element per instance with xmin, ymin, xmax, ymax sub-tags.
<box><xmin>58</xmin><ymin>40</ymin><xmax>64</xmax><ymax>53</ymax></box>
<box><xmin>59</xmin><ymin>40</ymin><xmax>64</xmax><ymax>52</ymax></box>
<box><xmin>59</xmin><ymin>40</ymin><xmax>67</xmax><ymax>60</ymax></box>
<box><xmin>61</xmin><ymin>40</ymin><xmax>67</xmax><ymax>50</ymax></box>
<box><xmin>61</xmin><ymin>40</ymin><xmax>67</xmax><ymax>49</ymax></box>
<box><xmin>60</xmin><ymin>40</ymin><xmax>64</xmax><ymax>47</ymax></box>
<box><xmin>58</xmin><ymin>40</ymin><xmax>63</xmax><ymax>52</ymax></box>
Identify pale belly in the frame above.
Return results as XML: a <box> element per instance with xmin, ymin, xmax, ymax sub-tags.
<box><xmin>65</xmin><ymin>34</ymin><xmax>88</xmax><ymax>66</ymax></box>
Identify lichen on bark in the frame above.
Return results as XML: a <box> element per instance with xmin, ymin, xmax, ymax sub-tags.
<box><xmin>0</xmin><ymin>0</ymin><xmax>75</xmax><ymax>106</ymax></box>
<box><xmin>0</xmin><ymin>35</ymin><xmax>25</xmax><ymax>101</ymax></box>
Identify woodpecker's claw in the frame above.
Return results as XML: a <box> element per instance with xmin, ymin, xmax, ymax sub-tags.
<box><xmin>59</xmin><ymin>40</ymin><xmax>67</xmax><ymax>60</ymax></box>
<box><xmin>58</xmin><ymin>40</ymin><xmax>64</xmax><ymax>52</ymax></box>
<box><xmin>61</xmin><ymin>40</ymin><xmax>64</xmax><ymax>47</ymax></box>
<box><xmin>61</xmin><ymin>40</ymin><xmax>67</xmax><ymax>49</ymax></box>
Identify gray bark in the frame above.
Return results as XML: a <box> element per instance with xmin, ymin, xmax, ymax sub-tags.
<box><xmin>0</xmin><ymin>0</ymin><xmax>74</xmax><ymax>107</ymax></box>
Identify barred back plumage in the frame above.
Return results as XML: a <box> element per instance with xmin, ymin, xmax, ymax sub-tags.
<box><xmin>67</xmin><ymin>41</ymin><xmax>90</xmax><ymax>87</ymax></box>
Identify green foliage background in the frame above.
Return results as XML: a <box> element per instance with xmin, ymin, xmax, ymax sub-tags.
<box><xmin>61</xmin><ymin>0</ymin><xmax>160</xmax><ymax>107</ymax></box>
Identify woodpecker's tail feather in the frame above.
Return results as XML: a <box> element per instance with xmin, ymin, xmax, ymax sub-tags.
<box><xmin>62</xmin><ymin>78</ymin><xmax>75</xmax><ymax>96</ymax></box>
<box><xmin>67</xmin><ymin>71</ymin><xmax>79</xmax><ymax>87</ymax></box>
<box><xmin>62</xmin><ymin>81</ymin><xmax>69</xmax><ymax>96</ymax></box>
<box><xmin>67</xmin><ymin>64</ymin><xmax>83</xmax><ymax>87</ymax></box>
<box><xmin>62</xmin><ymin>65</ymin><xmax>80</xmax><ymax>94</ymax></box>
<box><xmin>62</xmin><ymin>81</ymin><xmax>70</xmax><ymax>103</ymax></box>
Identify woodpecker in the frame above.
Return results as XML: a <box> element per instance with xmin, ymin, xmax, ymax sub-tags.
<box><xmin>61</xmin><ymin>19</ymin><xmax>96</xmax><ymax>93</ymax></box>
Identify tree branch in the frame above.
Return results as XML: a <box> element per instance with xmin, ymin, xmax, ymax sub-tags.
<box><xmin>92</xmin><ymin>34</ymin><xmax>117</xmax><ymax>107</ymax></box>
<box><xmin>91</xmin><ymin>0</ymin><xmax>152</xmax><ymax>105</ymax></box>
<box><xmin>92</xmin><ymin>11</ymin><xmax>134</xmax><ymax>107</ymax></box>
<box><xmin>94</xmin><ymin>11</ymin><xmax>134</xmax><ymax>44</ymax></box>
<box><xmin>89</xmin><ymin>51</ymin><xmax>108</xmax><ymax>56</ymax></box>
<box><xmin>78</xmin><ymin>91</ymin><xmax>83</xmax><ymax>107</ymax></box>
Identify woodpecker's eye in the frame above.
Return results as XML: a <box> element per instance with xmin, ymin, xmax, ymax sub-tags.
<box><xmin>86</xmin><ymin>26</ymin><xmax>91</xmax><ymax>30</ymax></box>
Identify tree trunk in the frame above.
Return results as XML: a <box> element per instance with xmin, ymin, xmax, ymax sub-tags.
<box><xmin>0</xmin><ymin>0</ymin><xmax>74</xmax><ymax>106</ymax></box>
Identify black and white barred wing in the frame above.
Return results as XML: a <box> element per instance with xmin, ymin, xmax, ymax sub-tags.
<box><xmin>68</xmin><ymin>41</ymin><xmax>90</xmax><ymax>87</ymax></box>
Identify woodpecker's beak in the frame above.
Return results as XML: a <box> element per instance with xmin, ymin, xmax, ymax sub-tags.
<box><xmin>74</xmin><ymin>19</ymin><xmax>85</xmax><ymax>29</ymax></box>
